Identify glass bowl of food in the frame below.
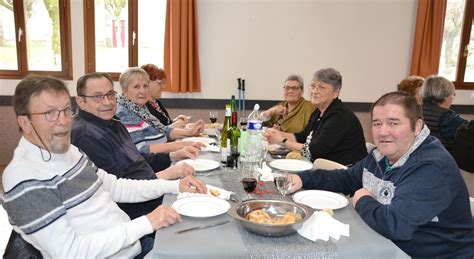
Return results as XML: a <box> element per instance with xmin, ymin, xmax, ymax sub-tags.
<box><xmin>227</xmin><ymin>199</ymin><xmax>314</xmax><ymax>237</ymax></box>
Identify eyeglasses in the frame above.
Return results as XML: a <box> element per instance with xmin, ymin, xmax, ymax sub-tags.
<box><xmin>80</xmin><ymin>91</ymin><xmax>117</xmax><ymax>103</ymax></box>
<box><xmin>29</xmin><ymin>107</ymin><xmax>74</xmax><ymax>122</ymax></box>
<box><xmin>283</xmin><ymin>85</ymin><xmax>301</xmax><ymax>91</ymax></box>
<box><xmin>309</xmin><ymin>83</ymin><xmax>330</xmax><ymax>92</ymax></box>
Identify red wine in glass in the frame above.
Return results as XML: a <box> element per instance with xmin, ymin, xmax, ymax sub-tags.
<box><xmin>209</xmin><ymin>112</ymin><xmax>218</xmax><ymax>123</ymax></box>
<box><xmin>242</xmin><ymin>177</ymin><xmax>257</xmax><ymax>193</ymax></box>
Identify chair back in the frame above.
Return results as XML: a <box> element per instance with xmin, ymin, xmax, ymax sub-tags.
<box><xmin>3</xmin><ymin>230</ymin><xmax>42</xmax><ymax>259</ymax></box>
<box><xmin>366</xmin><ymin>142</ymin><xmax>376</xmax><ymax>153</ymax></box>
<box><xmin>313</xmin><ymin>158</ymin><xmax>347</xmax><ymax>170</ymax></box>
<box><xmin>470</xmin><ymin>197</ymin><xmax>474</xmax><ymax>218</ymax></box>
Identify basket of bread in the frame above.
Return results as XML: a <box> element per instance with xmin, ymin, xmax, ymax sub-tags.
<box><xmin>228</xmin><ymin>199</ymin><xmax>314</xmax><ymax>237</ymax></box>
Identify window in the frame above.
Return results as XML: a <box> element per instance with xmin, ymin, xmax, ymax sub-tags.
<box><xmin>0</xmin><ymin>0</ymin><xmax>72</xmax><ymax>79</ymax></box>
<box><xmin>83</xmin><ymin>0</ymin><xmax>166</xmax><ymax>80</ymax></box>
<box><xmin>439</xmin><ymin>0</ymin><xmax>473</xmax><ymax>89</ymax></box>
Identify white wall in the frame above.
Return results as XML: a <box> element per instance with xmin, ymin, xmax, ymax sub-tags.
<box><xmin>1</xmin><ymin>0</ymin><xmax>473</xmax><ymax>104</ymax></box>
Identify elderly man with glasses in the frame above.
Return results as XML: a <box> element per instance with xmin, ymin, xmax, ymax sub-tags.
<box><xmin>71</xmin><ymin>72</ymin><xmax>198</xmax><ymax>221</ymax></box>
<box><xmin>1</xmin><ymin>75</ymin><xmax>206</xmax><ymax>258</ymax></box>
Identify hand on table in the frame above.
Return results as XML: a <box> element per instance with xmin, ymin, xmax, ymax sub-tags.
<box><xmin>174</xmin><ymin>114</ymin><xmax>191</xmax><ymax>124</ymax></box>
<box><xmin>189</xmin><ymin>119</ymin><xmax>205</xmax><ymax>136</ymax></box>
<box><xmin>287</xmin><ymin>173</ymin><xmax>303</xmax><ymax>194</ymax></box>
<box><xmin>157</xmin><ymin>163</ymin><xmax>195</xmax><ymax>180</ymax></box>
<box><xmin>179</xmin><ymin>175</ymin><xmax>207</xmax><ymax>194</ymax></box>
<box><xmin>147</xmin><ymin>205</ymin><xmax>182</xmax><ymax>230</ymax></box>
<box><xmin>262</xmin><ymin>128</ymin><xmax>285</xmax><ymax>145</ymax></box>
<box><xmin>170</xmin><ymin>146</ymin><xmax>200</xmax><ymax>161</ymax></box>
<box><xmin>351</xmin><ymin>188</ymin><xmax>373</xmax><ymax>207</ymax></box>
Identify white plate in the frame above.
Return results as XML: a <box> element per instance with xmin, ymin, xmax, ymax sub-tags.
<box><xmin>172</xmin><ymin>196</ymin><xmax>230</xmax><ymax>218</ymax></box>
<box><xmin>181</xmin><ymin>137</ymin><xmax>216</xmax><ymax>144</ymax></box>
<box><xmin>268</xmin><ymin>159</ymin><xmax>313</xmax><ymax>172</ymax></box>
<box><xmin>177</xmin><ymin>159</ymin><xmax>220</xmax><ymax>172</ymax></box>
<box><xmin>203</xmin><ymin>128</ymin><xmax>217</xmax><ymax>136</ymax></box>
<box><xmin>293</xmin><ymin>190</ymin><xmax>348</xmax><ymax>210</ymax></box>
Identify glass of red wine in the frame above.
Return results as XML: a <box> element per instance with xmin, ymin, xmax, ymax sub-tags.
<box><xmin>209</xmin><ymin>111</ymin><xmax>218</xmax><ymax>123</ymax></box>
<box><xmin>240</xmin><ymin>164</ymin><xmax>258</xmax><ymax>201</ymax></box>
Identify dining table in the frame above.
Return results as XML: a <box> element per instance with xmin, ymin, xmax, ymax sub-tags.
<box><xmin>145</xmin><ymin>149</ymin><xmax>410</xmax><ymax>259</ymax></box>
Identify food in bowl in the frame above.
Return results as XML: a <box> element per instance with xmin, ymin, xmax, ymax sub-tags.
<box><xmin>246</xmin><ymin>209</ymin><xmax>302</xmax><ymax>225</ymax></box>
<box><xmin>227</xmin><ymin>199</ymin><xmax>314</xmax><ymax>237</ymax></box>
<box><xmin>286</xmin><ymin>151</ymin><xmax>302</xmax><ymax>160</ymax></box>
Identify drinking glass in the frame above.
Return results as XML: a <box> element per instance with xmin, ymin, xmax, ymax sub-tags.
<box><xmin>209</xmin><ymin>111</ymin><xmax>218</xmax><ymax>123</ymax></box>
<box><xmin>239</xmin><ymin>117</ymin><xmax>247</xmax><ymax>129</ymax></box>
<box><xmin>240</xmin><ymin>163</ymin><xmax>258</xmax><ymax>200</ymax></box>
<box><xmin>273</xmin><ymin>170</ymin><xmax>293</xmax><ymax>199</ymax></box>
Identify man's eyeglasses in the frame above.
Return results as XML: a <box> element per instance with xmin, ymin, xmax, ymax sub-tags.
<box><xmin>29</xmin><ymin>107</ymin><xmax>74</xmax><ymax>122</ymax></box>
<box><xmin>80</xmin><ymin>91</ymin><xmax>117</xmax><ymax>103</ymax></box>
<box><xmin>283</xmin><ymin>85</ymin><xmax>301</xmax><ymax>91</ymax></box>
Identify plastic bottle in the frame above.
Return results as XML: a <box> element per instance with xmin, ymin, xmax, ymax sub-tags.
<box><xmin>246</xmin><ymin>104</ymin><xmax>263</xmax><ymax>164</ymax></box>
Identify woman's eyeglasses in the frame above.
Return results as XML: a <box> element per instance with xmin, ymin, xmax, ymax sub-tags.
<box><xmin>283</xmin><ymin>85</ymin><xmax>301</xmax><ymax>91</ymax></box>
<box><xmin>80</xmin><ymin>91</ymin><xmax>117</xmax><ymax>103</ymax></box>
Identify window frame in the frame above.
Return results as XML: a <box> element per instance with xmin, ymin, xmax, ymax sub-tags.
<box><xmin>83</xmin><ymin>0</ymin><xmax>139</xmax><ymax>81</ymax></box>
<box><xmin>452</xmin><ymin>0</ymin><xmax>473</xmax><ymax>89</ymax></box>
<box><xmin>0</xmin><ymin>0</ymin><xmax>73</xmax><ymax>80</ymax></box>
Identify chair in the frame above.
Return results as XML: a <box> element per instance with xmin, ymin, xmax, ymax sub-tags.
<box><xmin>470</xmin><ymin>197</ymin><xmax>474</xmax><ymax>217</ymax></box>
<box><xmin>366</xmin><ymin>142</ymin><xmax>376</xmax><ymax>153</ymax></box>
<box><xmin>313</xmin><ymin>158</ymin><xmax>347</xmax><ymax>170</ymax></box>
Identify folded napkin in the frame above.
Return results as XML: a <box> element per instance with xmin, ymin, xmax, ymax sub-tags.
<box><xmin>297</xmin><ymin>211</ymin><xmax>350</xmax><ymax>242</ymax></box>
<box><xmin>177</xmin><ymin>184</ymin><xmax>233</xmax><ymax>200</ymax></box>
<box><xmin>201</xmin><ymin>144</ymin><xmax>220</xmax><ymax>153</ymax></box>
<box><xmin>257</xmin><ymin>162</ymin><xmax>273</xmax><ymax>182</ymax></box>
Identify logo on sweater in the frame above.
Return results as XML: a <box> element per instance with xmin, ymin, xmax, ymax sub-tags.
<box><xmin>362</xmin><ymin>169</ymin><xmax>395</xmax><ymax>205</ymax></box>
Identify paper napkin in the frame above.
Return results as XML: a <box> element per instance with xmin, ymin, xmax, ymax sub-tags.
<box><xmin>201</xmin><ymin>144</ymin><xmax>220</xmax><ymax>153</ymax></box>
<box><xmin>257</xmin><ymin>162</ymin><xmax>274</xmax><ymax>182</ymax></box>
<box><xmin>297</xmin><ymin>211</ymin><xmax>350</xmax><ymax>242</ymax></box>
<box><xmin>177</xmin><ymin>184</ymin><xmax>233</xmax><ymax>200</ymax></box>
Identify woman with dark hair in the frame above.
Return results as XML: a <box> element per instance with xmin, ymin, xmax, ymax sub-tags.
<box><xmin>141</xmin><ymin>64</ymin><xmax>189</xmax><ymax>128</ymax></box>
<box><xmin>398</xmin><ymin>75</ymin><xmax>424</xmax><ymax>105</ymax></box>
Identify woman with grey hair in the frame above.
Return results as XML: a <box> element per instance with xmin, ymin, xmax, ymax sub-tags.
<box><xmin>260</xmin><ymin>74</ymin><xmax>315</xmax><ymax>133</ymax></box>
<box><xmin>116</xmin><ymin>67</ymin><xmax>205</xmax><ymax>154</ymax></box>
<box><xmin>421</xmin><ymin>75</ymin><xmax>468</xmax><ymax>152</ymax></box>
<box><xmin>264</xmin><ymin>68</ymin><xmax>367</xmax><ymax>165</ymax></box>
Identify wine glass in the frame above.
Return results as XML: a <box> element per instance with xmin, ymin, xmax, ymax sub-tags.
<box><xmin>209</xmin><ymin>111</ymin><xmax>218</xmax><ymax>123</ymax></box>
<box><xmin>273</xmin><ymin>170</ymin><xmax>293</xmax><ymax>199</ymax></box>
<box><xmin>241</xmin><ymin>163</ymin><xmax>258</xmax><ymax>200</ymax></box>
<box><xmin>239</xmin><ymin>117</ymin><xmax>247</xmax><ymax>129</ymax></box>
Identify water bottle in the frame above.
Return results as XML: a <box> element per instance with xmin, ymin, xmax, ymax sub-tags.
<box><xmin>246</xmin><ymin>104</ymin><xmax>263</xmax><ymax>164</ymax></box>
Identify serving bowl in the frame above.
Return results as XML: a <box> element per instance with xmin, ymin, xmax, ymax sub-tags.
<box><xmin>227</xmin><ymin>199</ymin><xmax>314</xmax><ymax>237</ymax></box>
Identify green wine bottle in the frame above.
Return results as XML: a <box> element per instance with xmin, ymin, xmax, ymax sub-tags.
<box><xmin>220</xmin><ymin>104</ymin><xmax>231</xmax><ymax>164</ymax></box>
